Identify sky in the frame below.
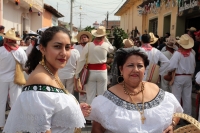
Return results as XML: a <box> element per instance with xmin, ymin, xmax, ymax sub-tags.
<box><xmin>44</xmin><ymin>0</ymin><xmax>125</xmax><ymax>29</ymax></box>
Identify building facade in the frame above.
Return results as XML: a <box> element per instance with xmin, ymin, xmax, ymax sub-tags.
<box><xmin>100</xmin><ymin>20</ymin><xmax>120</xmax><ymax>29</ymax></box>
<box><xmin>115</xmin><ymin>0</ymin><xmax>200</xmax><ymax>37</ymax></box>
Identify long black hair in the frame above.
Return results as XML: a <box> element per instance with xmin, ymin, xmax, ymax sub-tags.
<box><xmin>25</xmin><ymin>26</ymin><xmax>70</xmax><ymax>74</ymax></box>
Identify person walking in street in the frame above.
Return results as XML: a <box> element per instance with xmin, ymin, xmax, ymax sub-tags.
<box><xmin>75</xmin><ymin>26</ymin><xmax>114</xmax><ymax>105</ymax></box>
<box><xmin>140</xmin><ymin>33</ymin><xmax>169</xmax><ymax>82</ymax></box>
<box><xmin>3</xmin><ymin>26</ymin><xmax>91</xmax><ymax>133</ymax></box>
<box><xmin>74</xmin><ymin>31</ymin><xmax>93</xmax><ymax>103</ymax></box>
<box><xmin>0</xmin><ymin>28</ymin><xmax>27</xmax><ymax>131</ymax></box>
<box><xmin>161</xmin><ymin>36</ymin><xmax>176</xmax><ymax>92</ymax></box>
<box><xmin>88</xmin><ymin>47</ymin><xmax>182</xmax><ymax>133</ymax></box>
<box><xmin>167</xmin><ymin>34</ymin><xmax>195</xmax><ymax>117</ymax></box>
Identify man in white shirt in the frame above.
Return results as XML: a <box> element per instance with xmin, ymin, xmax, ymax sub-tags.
<box><xmin>167</xmin><ymin>34</ymin><xmax>195</xmax><ymax>116</ymax></box>
<box><xmin>74</xmin><ymin>31</ymin><xmax>92</xmax><ymax>103</ymax></box>
<box><xmin>0</xmin><ymin>29</ymin><xmax>27</xmax><ymax>129</ymax></box>
<box><xmin>75</xmin><ymin>26</ymin><xmax>114</xmax><ymax>105</ymax></box>
<box><xmin>161</xmin><ymin>36</ymin><xmax>176</xmax><ymax>92</ymax></box>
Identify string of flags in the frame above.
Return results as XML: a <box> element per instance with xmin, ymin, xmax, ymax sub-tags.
<box><xmin>14</xmin><ymin>0</ymin><xmax>41</xmax><ymax>16</ymax></box>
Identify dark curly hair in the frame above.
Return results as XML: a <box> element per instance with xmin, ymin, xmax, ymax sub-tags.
<box><xmin>25</xmin><ymin>26</ymin><xmax>70</xmax><ymax>74</ymax></box>
<box><xmin>111</xmin><ymin>47</ymin><xmax>149</xmax><ymax>85</ymax></box>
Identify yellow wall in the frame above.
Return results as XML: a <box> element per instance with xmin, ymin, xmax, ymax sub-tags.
<box><xmin>42</xmin><ymin>9</ymin><xmax>52</xmax><ymax>28</ymax></box>
<box><xmin>119</xmin><ymin>0</ymin><xmax>143</xmax><ymax>34</ymax></box>
<box><xmin>143</xmin><ymin>2</ymin><xmax>178</xmax><ymax>37</ymax></box>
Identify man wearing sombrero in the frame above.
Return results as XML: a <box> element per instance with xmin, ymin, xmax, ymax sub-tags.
<box><xmin>161</xmin><ymin>36</ymin><xmax>176</xmax><ymax>92</ymax></box>
<box><xmin>0</xmin><ymin>28</ymin><xmax>27</xmax><ymax>130</ymax></box>
<box><xmin>75</xmin><ymin>26</ymin><xmax>114</xmax><ymax>105</ymax></box>
<box><xmin>141</xmin><ymin>32</ymin><xmax>170</xmax><ymax>82</ymax></box>
<box><xmin>73</xmin><ymin>31</ymin><xmax>93</xmax><ymax>105</ymax></box>
<box><xmin>167</xmin><ymin>34</ymin><xmax>195</xmax><ymax>117</ymax></box>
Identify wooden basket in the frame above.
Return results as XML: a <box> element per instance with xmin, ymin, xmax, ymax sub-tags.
<box><xmin>174</xmin><ymin>113</ymin><xmax>200</xmax><ymax>133</ymax></box>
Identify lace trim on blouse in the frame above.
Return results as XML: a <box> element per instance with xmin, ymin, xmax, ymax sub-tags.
<box><xmin>23</xmin><ymin>84</ymin><xmax>65</xmax><ymax>94</ymax></box>
<box><xmin>103</xmin><ymin>89</ymin><xmax>165</xmax><ymax>110</ymax></box>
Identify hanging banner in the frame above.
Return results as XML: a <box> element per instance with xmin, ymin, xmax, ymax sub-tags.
<box><xmin>178</xmin><ymin>0</ymin><xmax>199</xmax><ymax>12</ymax></box>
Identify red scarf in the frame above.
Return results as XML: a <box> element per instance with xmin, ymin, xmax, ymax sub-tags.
<box><xmin>3</xmin><ymin>43</ymin><xmax>19</xmax><ymax>52</ymax></box>
<box><xmin>141</xmin><ymin>43</ymin><xmax>152</xmax><ymax>51</ymax></box>
<box><xmin>178</xmin><ymin>48</ymin><xmax>191</xmax><ymax>57</ymax></box>
<box><xmin>93</xmin><ymin>39</ymin><xmax>104</xmax><ymax>46</ymax></box>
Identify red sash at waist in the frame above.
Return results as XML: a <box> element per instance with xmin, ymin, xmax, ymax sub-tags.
<box><xmin>175</xmin><ymin>73</ymin><xmax>192</xmax><ymax>76</ymax></box>
<box><xmin>88</xmin><ymin>63</ymin><xmax>107</xmax><ymax>70</ymax></box>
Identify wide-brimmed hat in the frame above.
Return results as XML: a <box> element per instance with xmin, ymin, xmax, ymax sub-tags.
<box><xmin>123</xmin><ymin>39</ymin><xmax>134</xmax><ymax>48</ymax></box>
<box><xmin>177</xmin><ymin>34</ymin><xmax>194</xmax><ymax>49</ymax></box>
<box><xmin>77</xmin><ymin>31</ymin><xmax>92</xmax><ymax>43</ymax></box>
<box><xmin>187</xmin><ymin>27</ymin><xmax>197</xmax><ymax>31</ymax></box>
<box><xmin>149</xmin><ymin>32</ymin><xmax>158</xmax><ymax>44</ymax></box>
<box><xmin>0</xmin><ymin>28</ymin><xmax>21</xmax><ymax>41</ymax></box>
<box><xmin>165</xmin><ymin>36</ymin><xmax>176</xmax><ymax>48</ymax></box>
<box><xmin>194</xmin><ymin>30</ymin><xmax>200</xmax><ymax>37</ymax></box>
<box><xmin>91</xmin><ymin>26</ymin><xmax>107</xmax><ymax>37</ymax></box>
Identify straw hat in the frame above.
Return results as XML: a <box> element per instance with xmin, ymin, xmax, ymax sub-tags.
<box><xmin>177</xmin><ymin>34</ymin><xmax>194</xmax><ymax>49</ymax></box>
<box><xmin>165</xmin><ymin>36</ymin><xmax>176</xmax><ymax>48</ymax></box>
<box><xmin>187</xmin><ymin>27</ymin><xmax>197</xmax><ymax>31</ymax></box>
<box><xmin>149</xmin><ymin>32</ymin><xmax>158</xmax><ymax>44</ymax></box>
<box><xmin>123</xmin><ymin>39</ymin><xmax>134</xmax><ymax>48</ymax></box>
<box><xmin>76</xmin><ymin>31</ymin><xmax>92</xmax><ymax>43</ymax></box>
<box><xmin>0</xmin><ymin>28</ymin><xmax>21</xmax><ymax>41</ymax></box>
<box><xmin>91</xmin><ymin>26</ymin><xmax>107</xmax><ymax>37</ymax></box>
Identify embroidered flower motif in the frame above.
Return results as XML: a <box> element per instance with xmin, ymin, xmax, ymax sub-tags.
<box><xmin>33</xmin><ymin>86</ymin><xmax>37</xmax><ymax>91</ymax></box>
<box><xmin>46</xmin><ymin>86</ymin><xmax>51</xmax><ymax>92</ymax></box>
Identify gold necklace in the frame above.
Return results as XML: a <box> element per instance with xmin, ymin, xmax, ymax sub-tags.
<box><xmin>39</xmin><ymin>62</ymin><xmax>69</xmax><ymax>94</ymax></box>
<box><xmin>123</xmin><ymin>81</ymin><xmax>144</xmax><ymax>96</ymax></box>
<box><xmin>123</xmin><ymin>82</ymin><xmax>146</xmax><ymax>124</ymax></box>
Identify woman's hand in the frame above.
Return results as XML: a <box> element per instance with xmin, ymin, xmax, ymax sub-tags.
<box><xmin>80</xmin><ymin>103</ymin><xmax>91</xmax><ymax>117</ymax></box>
<box><xmin>163</xmin><ymin>125</ymin><xmax>173</xmax><ymax>133</ymax></box>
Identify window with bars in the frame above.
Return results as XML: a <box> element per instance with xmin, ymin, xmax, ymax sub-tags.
<box><xmin>149</xmin><ymin>18</ymin><xmax>158</xmax><ymax>35</ymax></box>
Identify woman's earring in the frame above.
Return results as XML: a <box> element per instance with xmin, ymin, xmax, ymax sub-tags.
<box><xmin>39</xmin><ymin>54</ymin><xmax>45</xmax><ymax>65</ymax></box>
<box><xmin>117</xmin><ymin>74</ymin><xmax>124</xmax><ymax>84</ymax></box>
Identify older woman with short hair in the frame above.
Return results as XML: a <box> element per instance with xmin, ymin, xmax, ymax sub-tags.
<box><xmin>88</xmin><ymin>47</ymin><xmax>183</xmax><ymax>133</ymax></box>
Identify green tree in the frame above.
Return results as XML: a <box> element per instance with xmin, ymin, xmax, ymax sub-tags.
<box><xmin>113</xmin><ymin>27</ymin><xmax>128</xmax><ymax>49</ymax></box>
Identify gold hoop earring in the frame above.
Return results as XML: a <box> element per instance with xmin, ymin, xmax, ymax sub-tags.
<box><xmin>39</xmin><ymin>54</ymin><xmax>45</xmax><ymax>65</ymax></box>
<box><xmin>117</xmin><ymin>74</ymin><xmax>124</xmax><ymax>84</ymax></box>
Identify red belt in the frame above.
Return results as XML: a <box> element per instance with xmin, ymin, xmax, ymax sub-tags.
<box><xmin>175</xmin><ymin>74</ymin><xmax>192</xmax><ymax>76</ymax></box>
<box><xmin>87</xmin><ymin>63</ymin><xmax>107</xmax><ymax>70</ymax></box>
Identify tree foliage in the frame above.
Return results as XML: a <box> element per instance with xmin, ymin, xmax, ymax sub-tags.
<box><xmin>113</xmin><ymin>27</ymin><xmax>128</xmax><ymax>49</ymax></box>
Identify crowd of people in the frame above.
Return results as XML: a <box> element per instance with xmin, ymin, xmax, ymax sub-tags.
<box><xmin>0</xmin><ymin>24</ymin><xmax>199</xmax><ymax>133</ymax></box>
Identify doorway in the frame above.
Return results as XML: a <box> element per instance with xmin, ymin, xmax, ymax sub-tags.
<box><xmin>163</xmin><ymin>15</ymin><xmax>171</xmax><ymax>36</ymax></box>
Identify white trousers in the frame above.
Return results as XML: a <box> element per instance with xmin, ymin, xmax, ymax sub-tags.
<box><xmin>171</xmin><ymin>76</ymin><xmax>192</xmax><ymax>115</ymax></box>
<box><xmin>61</xmin><ymin>78</ymin><xmax>74</xmax><ymax>94</ymax></box>
<box><xmin>160</xmin><ymin>75</ymin><xmax>171</xmax><ymax>92</ymax></box>
<box><xmin>79</xmin><ymin>86</ymin><xmax>87</xmax><ymax>103</ymax></box>
<box><xmin>0</xmin><ymin>81</ymin><xmax>22</xmax><ymax>127</ymax></box>
<box><xmin>86</xmin><ymin>70</ymin><xmax>107</xmax><ymax>104</ymax></box>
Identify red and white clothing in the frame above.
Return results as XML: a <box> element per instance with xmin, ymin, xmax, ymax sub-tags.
<box><xmin>161</xmin><ymin>51</ymin><xmax>174</xmax><ymax>92</ymax></box>
<box><xmin>141</xmin><ymin>46</ymin><xmax>170</xmax><ymax>81</ymax></box>
<box><xmin>167</xmin><ymin>51</ymin><xmax>195</xmax><ymax>116</ymax></box>
<box><xmin>58</xmin><ymin>49</ymin><xmax>80</xmax><ymax>94</ymax></box>
<box><xmin>75</xmin><ymin>41</ymin><xmax>114</xmax><ymax>104</ymax></box>
<box><xmin>0</xmin><ymin>46</ymin><xmax>27</xmax><ymax>127</ymax></box>
<box><xmin>74</xmin><ymin>44</ymin><xmax>87</xmax><ymax>103</ymax></box>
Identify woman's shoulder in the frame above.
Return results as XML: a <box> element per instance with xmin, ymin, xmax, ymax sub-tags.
<box><xmin>26</xmin><ymin>65</ymin><xmax>53</xmax><ymax>86</ymax></box>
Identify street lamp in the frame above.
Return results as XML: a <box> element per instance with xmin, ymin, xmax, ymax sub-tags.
<box><xmin>70</xmin><ymin>0</ymin><xmax>82</xmax><ymax>35</ymax></box>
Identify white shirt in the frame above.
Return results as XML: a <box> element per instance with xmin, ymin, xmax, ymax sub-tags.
<box><xmin>75</xmin><ymin>42</ymin><xmax>114</xmax><ymax>78</ymax></box>
<box><xmin>0</xmin><ymin>46</ymin><xmax>27</xmax><ymax>82</ymax></box>
<box><xmin>141</xmin><ymin>48</ymin><xmax>170</xmax><ymax>80</ymax></box>
<box><xmin>58</xmin><ymin>49</ymin><xmax>80</xmax><ymax>79</ymax></box>
<box><xmin>162</xmin><ymin>51</ymin><xmax>173</xmax><ymax>60</ymax></box>
<box><xmin>73</xmin><ymin>44</ymin><xmax>84</xmax><ymax>54</ymax></box>
<box><xmin>167</xmin><ymin>51</ymin><xmax>195</xmax><ymax>74</ymax></box>
<box><xmin>87</xmin><ymin>89</ymin><xmax>183</xmax><ymax>133</ymax></box>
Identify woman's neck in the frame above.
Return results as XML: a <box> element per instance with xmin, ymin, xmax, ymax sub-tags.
<box><xmin>45</xmin><ymin>61</ymin><xmax>58</xmax><ymax>76</ymax></box>
<box><xmin>124</xmin><ymin>81</ymin><xmax>142</xmax><ymax>93</ymax></box>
